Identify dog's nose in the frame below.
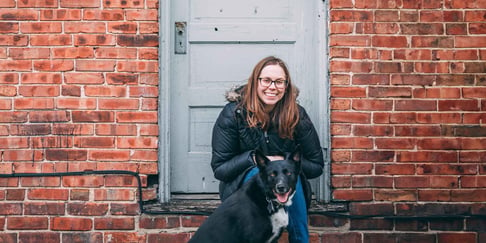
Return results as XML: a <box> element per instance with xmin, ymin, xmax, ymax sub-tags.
<box><xmin>276</xmin><ymin>184</ymin><xmax>287</xmax><ymax>193</ymax></box>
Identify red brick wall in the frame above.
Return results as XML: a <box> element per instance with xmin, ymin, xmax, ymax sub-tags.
<box><xmin>0</xmin><ymin>0</ymin><xmax>160</xmax><ymax>241</ymax></box>
<box><xmin>1</xmin><ymin>0</ymin><xmax>485</xmax><ymax>242</ymax></box>
<box><xmin>329</xmin><ymin>0</ymin><xmax>486</xmax><ymax>204</ymax></box>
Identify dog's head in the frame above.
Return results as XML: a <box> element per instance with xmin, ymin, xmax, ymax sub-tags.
<box><xmin>254</xmin><ymin>149</ymin><xmax>301</xmax><ymax>205</ymax></box>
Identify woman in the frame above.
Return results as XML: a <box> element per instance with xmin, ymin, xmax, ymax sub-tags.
<box><xmin>211</xmin><ymin>56</ymin><xmax>324</xmax><ymax>242</ymax></box>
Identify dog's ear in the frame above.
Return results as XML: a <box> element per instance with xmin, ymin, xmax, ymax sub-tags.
<box><xmin>287</xmin><ymin>145</ymin><xmax>300</xmax><ymax>162</ymax></box>
<box><xmin>254</xmin><ymin>149</ymin><xmax>268</xmax><ymax>168</ymax></box>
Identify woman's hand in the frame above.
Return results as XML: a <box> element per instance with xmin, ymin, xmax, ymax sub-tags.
<box><xmin>266</xmin><ymin>155</ymin><xmax>284</xmax><ymax>161</ymax></box>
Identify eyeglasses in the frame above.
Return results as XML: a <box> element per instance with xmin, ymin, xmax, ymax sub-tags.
<box><xmin>258</xmin><ymin>77</ymin><xmax>287</xmax><ymax>88</ymax></box>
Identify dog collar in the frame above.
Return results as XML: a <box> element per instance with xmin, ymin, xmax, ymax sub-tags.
<box><xmin>266</xmin><ymin>197</ymin><xmax>285</xmax><ymax>214</ymax></box>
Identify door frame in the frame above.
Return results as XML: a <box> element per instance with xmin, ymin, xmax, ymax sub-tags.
<box><xmin>158</xmin><ymin>0</ymin><xmax>330</xmax><ymax>203</ymax></box>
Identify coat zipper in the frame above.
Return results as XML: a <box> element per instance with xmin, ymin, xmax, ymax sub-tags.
<box><xmin>264</xmin><ymin>131</ymin><xmax>269</xmax><ymax>144</ymax></box>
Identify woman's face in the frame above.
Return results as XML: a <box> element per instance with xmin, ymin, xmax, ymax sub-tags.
<box><xmin>257</xmin><ymin>64</ymin><xmax>287</xmax><ymax>111</ymax></box>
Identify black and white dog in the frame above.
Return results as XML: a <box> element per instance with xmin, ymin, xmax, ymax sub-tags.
<box><xmin>188</xmin><ymin>150</ymin><xmax>301</xmax><ymax>243</ymax></box>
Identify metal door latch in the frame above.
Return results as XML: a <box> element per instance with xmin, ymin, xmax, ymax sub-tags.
<box><xmin>175</xmin><ymin>22</ymin><xmax>187</xmax><ymax>54</ymax></box>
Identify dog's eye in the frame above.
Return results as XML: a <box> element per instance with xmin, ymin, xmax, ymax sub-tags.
<box><xmin>286</xmin><ymin>171</ymin><xmax>292</xmax><ymax>176</ymax></box>
<box><xmin>270</xmin><ymin>172</ymin><xmax>276</xmax><ymax>177</ymax></box>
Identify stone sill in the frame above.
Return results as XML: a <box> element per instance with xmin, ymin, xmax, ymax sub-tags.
<box><xmin>142</xmin><ymin>194</ymin><xmax>348</xmax><ymax>215</ymax></box>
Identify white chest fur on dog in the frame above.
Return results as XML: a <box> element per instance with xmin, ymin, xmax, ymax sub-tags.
<box><xmin>267</xmin><ymin>208</ymin><xmax>288</xmax><ymax>243</ymax></box>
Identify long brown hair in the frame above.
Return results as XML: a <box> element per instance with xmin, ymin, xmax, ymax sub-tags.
<box><xmin>240</xmin><ymin>56</ymin><xmax>299</xmax><ymax>139</ymax></box>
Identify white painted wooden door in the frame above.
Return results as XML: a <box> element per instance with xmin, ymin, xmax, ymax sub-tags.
<box><xmin>169</xmin><ymin>0</ymin><xmax>324</xmax><ymax>194</ymax></box>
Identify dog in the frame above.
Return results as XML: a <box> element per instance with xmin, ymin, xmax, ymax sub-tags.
<box><xmin>188</xmin><ymin>149</ymin><xmax>301</xmax><ymax>243</ymax></box>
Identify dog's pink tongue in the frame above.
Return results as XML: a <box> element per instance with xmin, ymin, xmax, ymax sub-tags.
<box><xmin>276</xmin><ymin>191</ymin><xmax>290</xmax><ymax>203</ymax></box>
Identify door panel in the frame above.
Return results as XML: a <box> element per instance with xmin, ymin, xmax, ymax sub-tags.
<box><xmin>170</xmin><ymin>0</ymin><xmax>318</xmax><ymax>193</ymax></box>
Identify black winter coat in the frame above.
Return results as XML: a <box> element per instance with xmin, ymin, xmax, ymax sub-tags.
<box><xmin>211</xmin><ymin>91</ymin><xmax>324</xmax><ymax>206</ymax></box>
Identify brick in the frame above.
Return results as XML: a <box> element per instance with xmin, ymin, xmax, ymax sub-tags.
<box><xmin>96</xmin><ymin>48</ymin><xmax>137</xmax><ymax>59</ymax></box>
<box><xmin>46</xmin><ymin>149</ymin><xmax>88</xmax><ymax>161</ymax></box>
<box><xmin>3</xmin><ymin>150</ymin><xmax>43</xmax><ymax>161</ymax></box>
<box><xmin>0</xmin><ymin>137</ymin><xmax>29</xmax><ymax>148</ymax></box>
<box><xmin>126</xmin><ymin>9</ymin><xmax>158</xmax><ymax>21</ymax></box>
<box><xmin>76</xmin><ymin>60</ymin><xmax>116</xmax><ymax>71</ymax></box>
<box><xmin>322</xmin><ymin>233</ymin><xmax>361</xmax><ymax>243</ymax></box>
<box><xmin>352</xmin><ymin>99</ymin><xmax>393</xmax><ymax>111</ymax></box>
<box><xmin>130</xmin><ymin>150</ymin><xmax>158</xmax><ymax>161</ymax></box>
<box><xmin>372</xmin><ymin>36</ymin><xmax>408</xmax><ymax>47</ymax></box>
<box><xmin>31</xmin><ymin>34</ymin><xmax>72</xmax><ymax>46</ymax></box>
<box><xmin>19</xmin><ymin>85</ymin><xmax>59</xmax><ymax>97</ymax></box>
<box><xmin>0</xmin><ymin>86</ymin><xmax>16</xmax><ymax>96</ymax></box>
<box><xmin>62</xmin><ymin>85</ymin><xmax>81</xmax><ymax>96</ymax></box>
<box><xmin>140</xmin><ymin>124</ymin><xmax>158</xmax><ymax>135</ymax></box>
<box><xmin>74</xmin><ymin>137</ymin><xmax>115</xmax><ymax>148</ymax></box>
<box><xmin>72</xmin><ymin>111</ymin><xmax>114</xmax><ymax>122</ymax></box>
<box><xmin>40</xmin><ymin>9</ymin><xmax>81</xmax><ymax>20</ymax></box>
<box><xmin>60</xmin><ymin>0</ymin><xmax>100</xmax><ymax>7</ymax></box>
<box><xmin>350</xmin><ymin>218</ymin><xmax>393</xmax><ymax>230</ymax></box>
<box><xmin>353</xmin><ymin>176</ymin><xmax>393</xmax><ymax>188</ymax></box>
<box><xmin>7</xmin><ymin>217</ymin><xmax>48</xmax><ymax>230</ymax></box>
<box><xmin>330</xmin><ymin>60</ymin><xmax>372</xmax><ymax>72</ymax></box>
<box><xmin>57</xmin><ymin>98</ymin><xmax>97</xmax><ymax>109</ymax></box>
<box><xmin>147</xmin><ymin>233</ymin><xmax>191</xmax><ymax>243</ymax></box>
<box><xmin>95</xmin><ymin>124</ymin><xmax>137</xmax><ymax>136</ymax></box>
<box><xmin>24</xmin><ymin>202</ymin><xmax>65</xmax><ymax>215</ymax></box>
<box><xmin>85</xmin><ymin>86</ymin><xmax>126</xmax><ymax>97</ymax></box>
<box><xmin>20</xmin><ymin>177</ymin><xmax>61</xmax><ymax>187</ymax></box>
<box><xmin>20</xmin><ymin>22</ymin><xmax>62</xmax><ymax>33</ymax></box>
<box><xmin>375</xmin><ymin>164</ymin><xmax>415</xmax><ymax>175</ymax></box>
<box><xmin>0</xmin><ymin>22</ymin><xmax>19</xmax><ymax>33</ymax></box>
<box><xmin>99</xmin><ymin>98</ymin><xmax>139</xmax><ymax>110</ymax></box>
<box><xmin>140</xmin><ymin>23</ymin><xmax>159</xmax><ymax>34</ymax></box>
<box><xmin>374</xmin><ymin>189</ymin><xmax>416</xmax><ymax>201</ymax></box>
<box><xmin>0</xmin><ymin>73</ymin><xmax>18</xmax><ymax>84</ymax></box>
<box><xmin>70</xmin><ymin>189</ymin><xmax>90</xmax><ymax>201</ymax></box>
<box><xmin>333</xmin><ymin>189</ymin><xmax>373</xmax><ymax>201</ymax></box>
<box><xmin>116</xmin><ymin>111</ymin><xmax>157</xmax><ymax>123</ymax></box>
<box><xmin>0</xmin><ymin>8</ymin><xmax>37</xmax><ymax>21</ymax></box>
<box><xmin>65</xmin><ymin>21</ymin><xmax>106</xmax><ymax>33</ymax></box>
<box><xmin>33</xmin><ymin>60</ymin><xmax>74</xmax><ymax>71</ymax></box>
<box><xmin>94</xmin><ymin>218</ymin><xmax>135</xmax><ymax>230</ymax></box>
<box><xmin>455</xmin><ymin>36</ymin><xmax>486</xmax><ymax>48</ymax></box>
<box><xmin>332</xmin><ymin>137</ymin><xmax>373</xmax><ymax>149</ymax></box>
<box><xmin>397</xmin><ymin>151</ymin><xmax>457</xmax><ymax>162</ymax></box>
<box><xmin>139</xmin><ymin>48</ymin><xmax>158</xmax><ymax>59</ymax></box>
<box><xmin>64</xmin><ymin>72</ymin><xmax>104</xmax><ymax>84</ymax></box>
<box><xmin>331</xmin><ymin>112</ymin><xmax>371</xmax><ymax>123</ymax></box>
<box><xmin>62</xmin><ymin>233</ymin><xmax>103</xmax><ymax>243</ymax></box>
<box><xmin>83</xmin><ymin>9</ymin><xmax>124</xmax><ymax>20</ymax></box>
<box><xmin>68</xmin><ymin>202</ymin><xmax>109</xmax><ymax>216</ymax></box>
<box><xmin>51</xmin><ymin>217</ymin><xmax>93</xmax><ymax>231</ymax></box>
<box><xmin>118</xmin><ymin>61</ymin><xmax>158</xmax><ymax>72</ymax></box>
<box><xmin>103</xmin><ymin>0</ymin><xmax>143</xmax><ymax>8</ymax></box>
<box><xmin>52</xmin><ymin>47</ymin><xmax>94</xmax><ymax>58</ymax></box>
<box><xmin>117</xmin><ymin>137</ymin><xmax>158</xmax><ymax>149</ymax></box>
<box><xmin>437</xmin><ymin>233</ymin><xmax>476</xmax><ymax>243</ymax></box>
<box><xmin>74</xmin><ymin>34</ymin><xmax>116</xmax><ymax>46</ymax></box>
<box><xmin>108</xmin><ymin>22</ymin><xmax>138</xmax><ymax>33</ymax></box>
<box><xmin>62</xmin><ymin>175</ymin><xmax>104</xmax><ymax>187</ymax></box>
<box><xmin>94</xmin><ymin>188</ymin><xmax>135</xmax><ymax>201</ymax></box>
<box><xmin>18</xmin><ymin>233</ymin><xmax>60</xmax><ymax>243</ymax></box>
<box><xmin>110</xmin><ymin>203</ymin><xmax>140</xmax><ymax>215</ymax></box>
<box><xmin>0</xmin><ymin>60</ymin><xmax>32</xmax><ymax>71</ymax></box>
<box><xmin>104</xmin><ymin>232</ymin><xmax>147</xmax><ymax>243</ymax></box>
<box><xmin>89</xmin><ymin>150</ymin><xmax>130</xmax><ymax>161</ymax></box>
<box><xmin>21</xmin><ymin>73</ymin><xmax>62</xmax><ymax>84</ymax></box>
<box><xmin>29</xmin><ymin>111</ymin><xmax>70</xmax><ymax>122</ymax></box>
<box><xmin>9</xmin><ymin>47</ymin><xmax>50</xmax><ymax>59</ymax></box>
<box><xmin>28</xmin><ymin>189</ymin><xmax>69</xmax><ymax>200</ymax></box>
<box><xmin>417</xmin><ymin>164</ymin><xmax>477</xmax><ymax>175</ymax></box>
<box><xmin>0</xmin><ymin>203</ymin><xmax>22</xmax><ymax>215</ymax></box>
<box><xmin>129</xmin><ymin>86</ymin><xmax>159</xmax><ymax>97</ymax></box>
<box><xmin>352</xmin><ymin>151</ymin><xmax>394</xmax><ymax>162</ymax></box>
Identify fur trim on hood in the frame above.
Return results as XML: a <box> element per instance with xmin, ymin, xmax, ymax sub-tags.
<box><xmin>225</xmin><ymin>85</ymin><xmax>245</xmax><ymax>102</ymax></box>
